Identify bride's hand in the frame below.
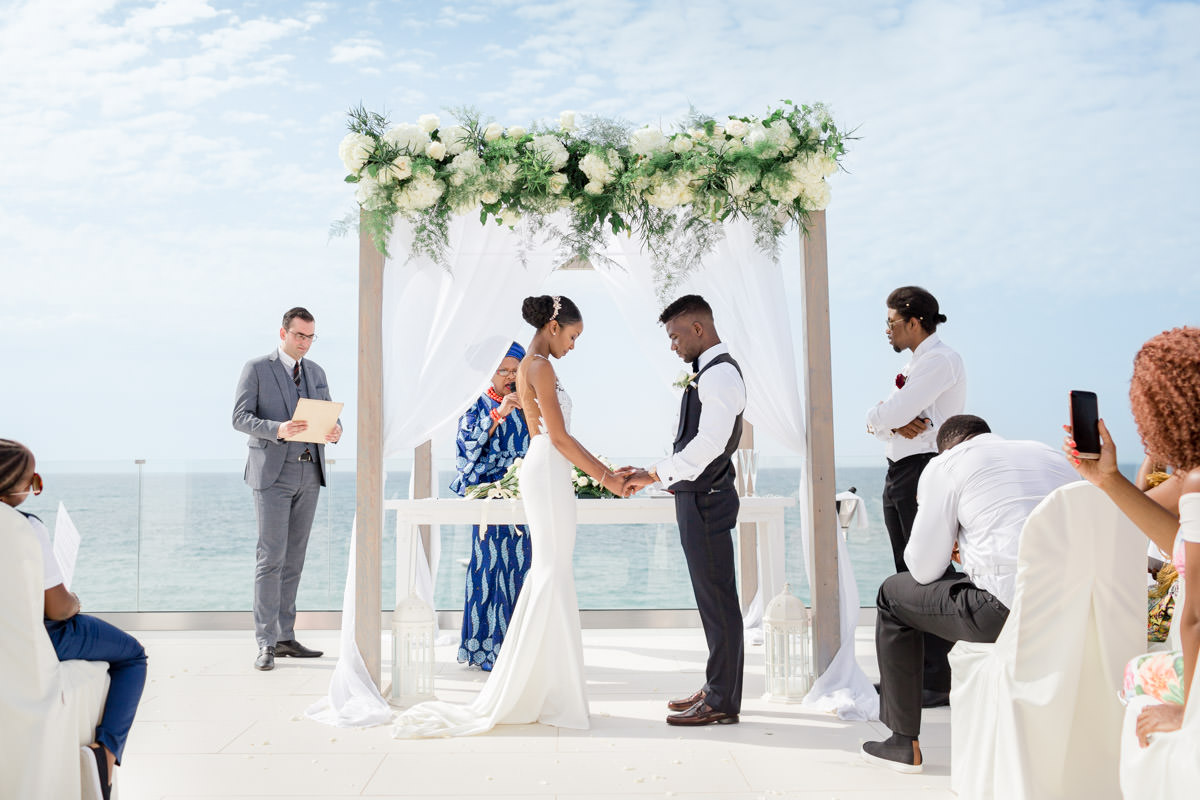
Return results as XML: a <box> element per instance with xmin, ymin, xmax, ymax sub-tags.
<box><xmin>603</xmin><ymin>473</ymin><xmax>628</xmax><ymax>497</ymax></box>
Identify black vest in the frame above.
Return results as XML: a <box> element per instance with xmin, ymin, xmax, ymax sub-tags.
<box><xmin>671</xmin><ymin>352</ymin><xmax>744</xmax><ymax>493</ymax></box>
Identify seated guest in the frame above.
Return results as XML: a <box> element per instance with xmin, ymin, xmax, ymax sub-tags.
<box><xmin>862</xmin><ymin>415</ymin><xmax>1078</xmax><ymax>773</ymax></box>
<box><xmin>0</xmin><ymin>439</ymin><xmax>147</xmax><ymax>800</ymax></box>
<box><xmin>1064</xmin><ymin>327</ymin><xmax>1200</xmax><ymax>748</ymax></box>
<box><xmin>450</xmin><ymin>342</ymin><xmax>532</xmax><ymax>671</ymax></box>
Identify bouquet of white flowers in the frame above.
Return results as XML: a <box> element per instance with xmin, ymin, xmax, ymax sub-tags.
<box><xmin>463</xmin><ymin>458</ymin><xmax>522</xmax><ymax>499</ymax></box>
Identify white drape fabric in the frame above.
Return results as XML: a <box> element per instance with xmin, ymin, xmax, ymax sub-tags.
<box><xmin>316</xmin><ymin>214</ymin><xmax>855</xmax><ymax>727</ymax></box>
<box><xmin>0</xmin><ymin>504</ymin><xmax>112</xmax><ymax>799</ymax></box>
<box><xmin>949</xmin><ymin>481</ymin><xmax>1145</xmax><ymax>800</ymax></box>
<box><xmin>311</xmin><ymin>216</ymin><xmax>559</xmax><ymax>727</ymax></box>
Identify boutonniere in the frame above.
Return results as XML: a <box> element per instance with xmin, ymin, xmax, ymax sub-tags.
<box><xmin>673</xmin><ymin>370</ymin><xmax>698</xmax><ymax>390</ymax></box>
<box><xmin>895</xmin><ymin>373</ymin><xmax>907</xmax><ymax>389</ymax></box>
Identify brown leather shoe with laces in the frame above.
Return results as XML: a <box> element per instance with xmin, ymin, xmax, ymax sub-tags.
<box><xmin>667</xmin><ymin>688</ymin><xmax>706</xmax><ymax>712</ymax></box>
<box><xmin>666</xmin><ymin>700</ymin><xmax>738</xmax><ymax>726</ymax></box>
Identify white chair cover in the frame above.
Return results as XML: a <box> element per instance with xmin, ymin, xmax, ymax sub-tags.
<box><xmin>0</xmin><ymin>503</ymin><xmax>111</xmax><ymax>800</ymax></box>
<box><xmin>949</xmin><ymin>481</ymin><xmax>1144</xmax><ymax>799</ymax></box>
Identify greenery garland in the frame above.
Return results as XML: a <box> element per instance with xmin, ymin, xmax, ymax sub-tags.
<box><xmin>338</xmin><ymin>102</ymin><xmax>846</xmax><ymax>291</ymax></box>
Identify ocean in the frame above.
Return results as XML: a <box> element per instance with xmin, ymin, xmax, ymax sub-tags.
<box><xmin>18</xmin><ymin>463</ymin><xmax>908</xmax><ymax>613</ymax></box>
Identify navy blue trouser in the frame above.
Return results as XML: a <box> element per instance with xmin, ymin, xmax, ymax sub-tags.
<box><xmin>45</xmin><ymin>614</ymin><xmax>147</xmax><ymax>764</ymax></box>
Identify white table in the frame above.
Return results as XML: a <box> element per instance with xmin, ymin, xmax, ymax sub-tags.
<box><xmin>383</xmin><ymin>494</ymin><xmax>796</xmax><ymax>628</ymax></box>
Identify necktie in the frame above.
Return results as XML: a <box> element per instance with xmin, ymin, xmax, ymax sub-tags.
<box><xmin>292</xmin><ymin>362</ymin><xmax>301</xmax><ymax>387</ymax></box>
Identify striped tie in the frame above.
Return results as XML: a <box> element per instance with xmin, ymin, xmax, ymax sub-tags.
<box><xmin>292</xmin><ymin>362</ymin><xmax>301</xmax><ymax>387</ymax></box>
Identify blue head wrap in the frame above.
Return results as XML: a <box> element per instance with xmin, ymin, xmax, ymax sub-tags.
<box><xmin>505</xmin><ymin>341</ymin><xmax>526</xmax><ymax>361</ymax></box>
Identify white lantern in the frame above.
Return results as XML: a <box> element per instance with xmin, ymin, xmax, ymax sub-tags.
<box><xmin>390</xmin><ymin>593</ymin><xmax>435</xmax><ymax>707</ymax></box>
<box><xmin>762</xmin><ymin>583</ymin><xmax>813</xmax><ymax>703</ymax></box>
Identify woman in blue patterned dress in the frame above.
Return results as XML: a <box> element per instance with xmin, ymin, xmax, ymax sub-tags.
<box><xmin>450</xmin><ymin>342</ymin><xmax>532</xmax><ymax>671</ymax></box>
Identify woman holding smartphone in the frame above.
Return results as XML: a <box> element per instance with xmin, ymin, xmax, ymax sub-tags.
<box><xmin>1063</xmin><ymin>327</ymin><xmax>1200</xmax><ymax>788</ymax></box>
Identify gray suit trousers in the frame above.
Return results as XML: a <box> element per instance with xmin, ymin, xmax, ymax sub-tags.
<box><xmin>253</xmin><ymin>458</ymin><xmax>322</xmax><ymax>647</ymax></box>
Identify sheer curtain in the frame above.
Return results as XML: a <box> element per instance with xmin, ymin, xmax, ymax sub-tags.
<box><xmin>309</xmin><ymin>216</ymin><xmax>558</xmax><ymax>727</ymax></box>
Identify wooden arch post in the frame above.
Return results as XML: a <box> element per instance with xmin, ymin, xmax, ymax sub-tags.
<box><xmin>355</xmin><ymin>213</ymin><xmax>385</xmax><ymax>688</ymax></box>
<box><xmin>802</xmin><ymin>210</ymin><xmax>841</xmax><ymax>673</ymax></box>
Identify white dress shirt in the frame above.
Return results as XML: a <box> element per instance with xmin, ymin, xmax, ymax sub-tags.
<box><xmin>865</xmin><ymin>333</ymin><xmax>967</xmax><ymax>461</ymax></box>
<box><xmin>653</xmin><ymin>342</ymin><xmax>747</xmax><ymax>488</ymax></box>
<box><xmin>26</xmin><ymin>515</ymin><xmax>65</xmax><ymax>590</ymax></box>
<box><xmin>904</xmin><ymin>433</ymin><xmax>1079</xmax><ymax>607</ymax></box>
<box><xmin>278</xmin><ymin>346</ymin><xmax>299</xmax><ymax>373</ymax></box>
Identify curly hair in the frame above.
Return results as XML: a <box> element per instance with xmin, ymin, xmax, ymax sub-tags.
<box><xmin>1130</xmin><ymin>327</ymin><xmax>1200</xmax><ymax>471</ymax></box>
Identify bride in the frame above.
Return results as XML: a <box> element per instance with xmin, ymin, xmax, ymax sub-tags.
<box><xmin>393</xmin><ymin>294</ymin><xmax>627</xmax><ymax>738</ymax></box>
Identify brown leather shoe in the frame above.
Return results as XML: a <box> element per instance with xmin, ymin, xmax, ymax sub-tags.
<box><xmin>667</xmin><ymin>688</ymin><xmax>706</xmax><ymax>712</ymax></box>
<box><xmin>666</xmin><ymin>701</ymin><xmax>738</xmax><ymax>726</ymax></box>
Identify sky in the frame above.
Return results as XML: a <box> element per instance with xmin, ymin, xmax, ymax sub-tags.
<box><xmin>1</xmin><ymin>0</ymin><xmax>1197</xmax><ymax>472</ymax></box>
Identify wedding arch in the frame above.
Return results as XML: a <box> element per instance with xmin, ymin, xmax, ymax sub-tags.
<box><xmin>339</xmin><ymin>102</ymin><xmax>847</xmax><ymax>696</ymax></box>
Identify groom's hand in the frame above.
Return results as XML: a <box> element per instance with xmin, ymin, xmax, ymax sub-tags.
<box><xmin>622</xmin><ymin>468</ymin><xmax>656</xmax><ymax>497</ymax></box>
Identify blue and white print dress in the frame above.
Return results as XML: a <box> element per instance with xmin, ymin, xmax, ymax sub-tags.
<box><xmin>450</xmin><ymin>391</ymin><xmax>532</xmax><ymax>671</ymax></box>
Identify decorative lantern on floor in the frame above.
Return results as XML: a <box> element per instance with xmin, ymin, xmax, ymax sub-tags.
<box><xmin>762</xmin><ymin>583</ymin><xmax>813</xmax><ymax>703</ymax></box>
<box><xmin>390</xmin><ymin>593</ymin><xmax>435</xmax><ymax>707</ymax></box>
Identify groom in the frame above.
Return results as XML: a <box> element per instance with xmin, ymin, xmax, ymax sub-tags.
<box><xmin>623</xmin><ymin>294</ymin><xmax>747</xmax><ymax>726</ymax></box>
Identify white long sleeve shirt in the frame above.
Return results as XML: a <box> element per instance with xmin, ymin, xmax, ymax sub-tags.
<box><xmin>653</xmin><ymin>343</ymin><xmax>747</xmax><ymax>488</ymax></box>
<box><xmin>903</xmin><ymin>434</ymin><xmax>1079</xmax><ymax>607</ymax></box>
<box><xmin>865</xmin><ymin>333</ymin><xmax>966</xmax><ymax>461</ymax></box>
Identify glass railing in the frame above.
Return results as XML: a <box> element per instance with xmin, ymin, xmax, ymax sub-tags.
<box><xmin>22</xmin><ymin>459</ymin><xmax>903</xmax><ymax>614</ymax></box>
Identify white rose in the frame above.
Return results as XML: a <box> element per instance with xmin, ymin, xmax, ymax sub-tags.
<box><xmin>417</xmin><ymin>114</ymin><xmax>440</xmax><ymax>133</ymax></box>
<box><xmin>584</xmin><ymin>180</ymin><xmax>605</xmax><ymax>195</ymax></box>
<box><xmin>483</xmin><ymin>122</ymin><xmax>504</xmax><ymax>142</ymax></box>
<box><xmin>629</xmin><ymin>126</ymin><xmax>669</xmax><ymax>157</ymax></box>
<box><xmin>821</xmin><ymin>154</ymin><xmax>839</xmax><ymax>177</ymax></box>
<box><xmin>383</xmin><ymin>123</ymin><xmax>430</xmax><ymax>155</ymax></box>
<box><xmin>712</xmin><ymin>124</ymin><xmax>725</xmax><ymax>138</ymax></box>
<box><xmin>507</xmin><ymin>125</ymin><xmax>527</xmax><ymax>139</ymax></box>
<box><xmin>725</xmin><ymin>138</ymin><xmax>744</xmax><ymax>152</ymax></box>
<box><xmin>530</xmin><ymin>135</ymin><xmax>569</xmax><ymax>171</ymax></box>
<box><xmin>576</xmin><ymin>475</ymin><xmax>588</xmax><ymax>487</ymax></box>
<box><xmin>559</xmin><ymin>110</ymin><xmax>577</xmax><ymax>131</ymax></box>
<box><xmin>480</xmin><ymin>190</ymin><xmax>500</xmax><ymax>204</ymax></box>
<box><xmin>547</xmin><ymin>172</ymin><xmax>568</xmax><ymax>194</ymax></box>
<box><xmin>380</xmin><ymin>154</ymin><xmax>412</xmax><ymax>183</ymax></box>
<box><xmin>395</xmin><ymin>173</ymin><xmax>444</xmax><ymax>211</ymax></box>
<box><xmin>579</xmin><ymin>151</ymin><xmax>614</xmax><ymax>185</ymax></box>
<box><xmin>725</xmin><ymin>119</ymin><xmax>750</xmax><ymax>138</ymax></box>
<box><xmin>671</xmin><ymin>135</ymin><xmax>693</xmax><ymax>154</ymax></box>
<box><xmin>440</xmin><ymin>125</ymin><xmax>470</xmax><ymax>156</ymax></box>
<box><xmin>425</xmin><ymin>140</ymin><xmax>447</xmax><ymax>161</ymax></box>
<box><xmin>497</xmin><ymin>159</ymin><xmax>520</xmax><ymax>184</ymax></box>
<box><xmin>338</xmin><ymin>132</ymin><xmax>375</xmax><ymax>173</ymax></box>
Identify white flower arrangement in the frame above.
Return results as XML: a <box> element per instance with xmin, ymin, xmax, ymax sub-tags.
<box><xmin>338</xmin><ymin>102</ymin><xmax>847</xmax><ymax>287</ymax></box>
<box><xmin>464</xmin><ymin>458</ymin><xmax>522</xmax><ymax>499</ymax></box>
<box><xmin>571</xmin><ymin>455</ymin><xmax>618</xmax><ymax>498</ymax></box>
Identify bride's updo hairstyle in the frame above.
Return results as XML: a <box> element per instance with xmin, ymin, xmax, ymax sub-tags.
<box><xmin>522</xmin><ymin>295</ymin><xmax>581</xmax><ymax>329</ymax></box>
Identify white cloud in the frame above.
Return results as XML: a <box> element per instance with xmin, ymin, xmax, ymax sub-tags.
<box><xmin>329</xmin><ymin>36</ymin><xmax>385</xmax><ymax>64</ymax></box>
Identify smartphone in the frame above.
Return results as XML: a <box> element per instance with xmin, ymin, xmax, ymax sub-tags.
<box><xmin>1069</xmin><ymin>390</ymin><xmax>1101</xmax><ymax>460</ymax></box>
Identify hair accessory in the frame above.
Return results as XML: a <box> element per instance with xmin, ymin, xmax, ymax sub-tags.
<box><xmin>551</xmin><ymin>296</ymin><xmax>562</xmax><ymax>321</ymax></box>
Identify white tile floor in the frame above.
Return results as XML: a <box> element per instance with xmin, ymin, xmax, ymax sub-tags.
<box><xmin>120</xmin><ymin>627</ymin><xmax>954</xmax><ymax>799</ymax></box>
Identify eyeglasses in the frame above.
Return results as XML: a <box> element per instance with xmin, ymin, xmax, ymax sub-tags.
<box><xmin>288</xmin><ymin>330</ymin><xmax>317</xmax><ymax>342</ymax></box>
<box><xmin>10</xmin><ymin>473</ymin><xmax>42</xmax><ymax>497</ymax></box>
<box><xmin>886</xmin><ymin>317</ymin><xmax>908</xmax><ymax>330</ymax></box>
<box><xmin>495</xmin><ymin>368</ymin><xmax>518</xmax><ymax>377</ymax></box>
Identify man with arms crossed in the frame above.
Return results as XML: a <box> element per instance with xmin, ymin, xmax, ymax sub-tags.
<box><xmin>866</xmin><ymin>285</ymin><xmax>966</xmax><ymax>705</ymax></box>
<box><xmin>233</xmin><ymin>307</ymin><xmax>341</xmax><ymax>671</ymax></box>
<box><xmin>623</xmin><ymin>295</ymin><xmax>747</xmax><ymax>726</ymax></box>
<box><xmin>861</xmin><ymin>415</ymin><xmax>1078</xmax><ymax>772</ymax></box>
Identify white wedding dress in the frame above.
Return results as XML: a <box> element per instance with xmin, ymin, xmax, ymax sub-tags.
<box><xmin>393</xmin><ymin>377</ymin><xmax>589</xmax><ymax>737</ymax></box>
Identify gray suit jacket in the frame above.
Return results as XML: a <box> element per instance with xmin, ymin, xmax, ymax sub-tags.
<box><xmin>232</xmin><ymin>350</ymin><xmax>333</xmax><ymax>490</ymax></box>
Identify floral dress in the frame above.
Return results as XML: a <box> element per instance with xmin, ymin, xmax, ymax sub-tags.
<box><xmin>1123</xmin><ymin>534</ymin><xmax>1187</xmax><ymax>705</ymax></box>
<box><xmin>450</xmin><ymin>389</ymin><xmax>532</xmax><ymax>671</ymax></box>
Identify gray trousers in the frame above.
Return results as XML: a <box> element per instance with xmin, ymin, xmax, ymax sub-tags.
<box><xmin>253</xmin><ymin>459</ymin><xmax>321</xmax><ymax>647</ymax></box>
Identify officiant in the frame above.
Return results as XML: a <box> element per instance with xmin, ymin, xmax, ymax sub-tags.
<box><xmin>450</xmin><ymin>341</ymin><xmax>532</xmax><ymax>671</ymax></box>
